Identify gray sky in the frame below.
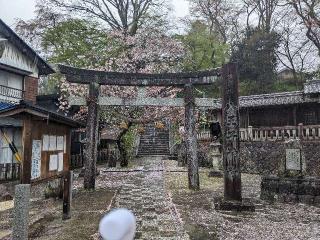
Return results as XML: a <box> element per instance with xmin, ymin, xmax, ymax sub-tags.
<box><xmin>0</xmin><ymin>0</ymin><xmax>190</xmax><ymax>27</ymax></box>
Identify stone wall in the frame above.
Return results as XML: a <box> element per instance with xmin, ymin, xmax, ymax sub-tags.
<box><xmin>240</xmin><ymin>141</ymin><xmax>320</xmax><ymax>176</ymax></box>
<box><xmin>261</xmin><ymin>176</ymin><xmax>320</xmax><ymax>205</ymax></box>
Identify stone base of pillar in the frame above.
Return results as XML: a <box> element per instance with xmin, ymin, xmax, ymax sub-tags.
<box><xmin>214</xmin><ymin>199</ymin><xmax>255</xmax><ymax>212</ymax></box>
<box><xmin>208</xmin><ymin>171</ymin><xmax>223</xmax><ymax>178</ymax></box>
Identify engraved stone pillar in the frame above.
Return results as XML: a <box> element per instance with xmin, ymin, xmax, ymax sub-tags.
<box><xmin>84</xmin><ymin>81</ymin><xmax>100</xmax><ymax>189</ymax></box>
<box><xmin>184</xmin><ymin>84</ymin><xmax>199</xmax><ymax>190</ymax></box>
<box><xmin>12</xmin><ymin>184</ymin><xmax>30</xmax><ymax>240</ymax></box>
<box><xmin>222</xmin><ymin>63</ymin><xmax>242</xmax><ymax>201</ymax></box>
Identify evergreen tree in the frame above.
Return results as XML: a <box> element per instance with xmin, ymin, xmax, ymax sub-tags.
<box><xmin>231</xmin><ymin>28</ymin><xmax>280</xmax><ymax>95</ymax></box>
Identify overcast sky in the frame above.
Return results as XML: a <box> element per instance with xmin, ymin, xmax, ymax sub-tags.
<box><xmin>0</xmin><ymin>0</ymin><xmax>190</xmax><ymax>27</ymax></box>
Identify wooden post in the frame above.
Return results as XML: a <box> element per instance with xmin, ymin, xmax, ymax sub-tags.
<box><xmin>21</xmin><ymin>116</ymin><xmax>32</xmax><ymax>184</ymax></box>
<box><xmin>293</xmin><ymin>106</ymin><xmax>297</xmax><ymax>126</ymax></box>
<box><xmin>221</xmin><ymin>63</ymin><xmax>242</xmax><ymax>201</ymax></box>
<box><xmin>63</xmin><ymin>171</ymin><xmax>73</xmax><ymax>220</ymax></box>
<box><xmin>298</xmin><ymin>123</ymin><xmax>304</xmax><ymax>140</ymax></box>
<box><xmin>84</xmin><ymin>81</ymin><xmax>100</xmax><ymax>189</ymax></box>
<box><xmin>184</xmin><ymin>84</ymin><xmax>199</xmax><ymax>190</ymax></box>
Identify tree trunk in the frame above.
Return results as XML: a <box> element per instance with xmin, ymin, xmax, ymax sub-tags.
<box><xmin>117</xmin><ymin>122</ymin><xmax>133</xmax><ymax>168</ymax></box>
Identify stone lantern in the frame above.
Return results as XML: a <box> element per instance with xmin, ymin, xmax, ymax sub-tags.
<box><xmin>208</xmin><ymin>141</ymin><xmax>223</xmax><ymax>177</ymax></box>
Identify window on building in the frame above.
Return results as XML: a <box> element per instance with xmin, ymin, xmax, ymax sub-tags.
<box><xmin>0</xmin><ymin>69</ymin><xmax>24</xmax><ymax>102</ymax></box>
<box><xmin>0</xmin><ymin>128</ymin><xmax>22</xmax><ymax>164</ymax></box>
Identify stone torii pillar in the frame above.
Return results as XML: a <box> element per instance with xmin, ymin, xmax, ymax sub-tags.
<box><xmin>84</xmin><ymin>81</ymin><xmax>100</xmax><ymax>189</ymax></box>
<box><xmin>184</xmin><ymin>84</ymin><xmax>199</xmax><ymax>190</ymax></box>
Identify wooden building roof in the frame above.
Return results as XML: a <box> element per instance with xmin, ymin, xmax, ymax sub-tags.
<box><xmin>0</xmin><ymin>101</ymin><xmax>82</xmax><ymax>127</ymax></box>
<box><xmin>209</xmin><ymin>83</ymin><xmax>320</xmax><ymax>110</ymax></box>
<box><xmin>304</xmin><ymin>80</ymin><xmax>320</xmax><ymax>95</ymax></box>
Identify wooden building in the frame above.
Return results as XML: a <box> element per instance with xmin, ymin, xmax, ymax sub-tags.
<box><xmin>205</xmin><ymin>80</ymin><xmax>320</xmax><ymax>128</ymax></box>
<box><xmin>0</xmin><ymin>18</ymin><xmax>54</xmax><ymax>169</ymax></box>
<box><xmin>0</xmin><ymin>101</ymin><xmax>81</xmax><ymax>183</ymax></box>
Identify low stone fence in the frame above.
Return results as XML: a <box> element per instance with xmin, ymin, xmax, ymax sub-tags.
<box><xmin>195</xmin><ymin>125</ymin><xmax>320</xmax><ymax>176</ymax></box>
<box><xmin>261</xmin><ymin>176</ymin><xmax>320</xmax><ymax>205</ymax></box>
<box><xmin>240</xmin><ymin>141</ymin><xmax>320</xmax><ymax>176</ymax></box>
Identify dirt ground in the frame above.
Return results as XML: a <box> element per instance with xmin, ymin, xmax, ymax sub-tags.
<box><xmin>1</xmin><ymin>157</ymin><xmax>320</xmax><ymax>240</ymax></box>
<box><xmin>0</xmin><ymin>187</ymin><xmax>115</xmax><ymax>240</ymax></box>
<box><xmin>164</xmin><ymin>160</ymin><xmax>320</xmax><ymax>240</ymax></box>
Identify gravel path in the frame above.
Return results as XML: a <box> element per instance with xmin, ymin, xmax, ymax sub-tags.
<box><xmin>99</xmin><ymin>156</ymin><xmax>189</xmax><ymax>240</ymax></box>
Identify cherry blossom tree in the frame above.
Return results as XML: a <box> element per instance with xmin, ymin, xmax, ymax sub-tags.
<box><xmin>59</xmin><ymin>28</ymin><xmax>186</xmax><ymax>166</ymax></box>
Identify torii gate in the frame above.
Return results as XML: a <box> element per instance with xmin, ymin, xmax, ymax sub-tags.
<box><xmin>57</xmin><ymin>63</ymin><xmax>242</xmax><ymax>202</ymax></box>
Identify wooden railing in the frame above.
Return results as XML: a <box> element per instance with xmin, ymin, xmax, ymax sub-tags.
<box><xmin>0</xmin><ymin>85</ymin><xmax>24</xmax><ymax>102</ymax></box>
<box><xmin>196</xmin><ymin>124</ymin><xmax>320</xmax><ymax>142</ymax></box>
<box><xmin>240</xmin><ymin>124</ymin><xmax>320</xmax><ymax>141</ymax></box>
<box><xmin>0</xmin><ymin>163</ymin><xmax>21</xmax><ymax>182</ymax></box>
<box><xmin>197</xmin><ymin>130</ymin><xmax>212</xmax><ymax>141</ymax></box>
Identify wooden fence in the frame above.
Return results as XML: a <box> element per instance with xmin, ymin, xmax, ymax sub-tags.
<box><xmin>197</xmin><ymin>124</ymin><xmax>320</xmax><ymax>142</ymax></box>
<box><xmin>71</xmin><ymin>149</ymin><xmax>119</xmax><ymax>169</ymax></box>
<box><xmin>0</xmin><ymin>163</ymin><xmax>20</xmax><ymax>182</ymax></box>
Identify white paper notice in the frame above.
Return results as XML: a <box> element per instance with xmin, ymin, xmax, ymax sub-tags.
<box><xmin>49</xmin><ymin>136</ymin><xmax>57</xmax><ymax>151</ymax></box>
<box><xmin>49</xmin><ymin>154</ymin><xmax>58</xmax><ymax>171</ymax></box>
<box><xmin>57</xmin><ymin>136</ymin><xmax>64</xmax><ymax>151</ymax></box>
<box><xmin>43</xmin><ymin>135</ymin><xmax>49</xmax><ymax>151</ymax></box>
<box><xmin>58</xmin><ymin>152</ymin><xmax>64</xmax><ymax>172</ymax></box>
<box><xmin>31</xmin><ymin>140</ymin><xmax>41</xmax><ymax>179</ymax></box>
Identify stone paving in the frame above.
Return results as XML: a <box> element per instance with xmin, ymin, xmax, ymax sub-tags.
<box><xmin>99</xmin><ymin>156</ymin><xmax>189</xmax><ymax>240</ymax></box>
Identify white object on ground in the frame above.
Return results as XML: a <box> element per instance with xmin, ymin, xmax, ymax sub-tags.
<box><xmin>99</xmin><ymin>208</ymin><xmax>136</xmax><ymax>240</ymax></box>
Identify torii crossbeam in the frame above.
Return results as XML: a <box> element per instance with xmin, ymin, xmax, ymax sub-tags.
<box><xmin>58</xmin><ymin>64</ymin><xmax>220</xmax><ymax>86</ymax></box>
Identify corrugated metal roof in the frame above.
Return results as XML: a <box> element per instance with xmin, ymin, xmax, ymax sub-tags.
<box><xmin>0</xmin><ymin>101</ymin><xmax>15</xmax><ymax>111</ymax></box>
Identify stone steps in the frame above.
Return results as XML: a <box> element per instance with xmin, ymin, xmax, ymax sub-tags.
<box><xmin>138</xmin><ymin>124</ymin><xmax>170</xmax><ymax>156</ymax></box>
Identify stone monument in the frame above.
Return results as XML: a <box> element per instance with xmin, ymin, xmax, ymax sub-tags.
<box><xmin>261</xmin><ymin>138</ymin><xmax>320</xmax><ymax>205</ymax></box>
<box><xmin>12</xmin><ymin>184</ymin><xmax>30</xmax><ymax>240</ymax></box>
<box><xmin>282</xmin><ymin>139</ymin><xmax>306</xmax><ymax>177</ymax></box>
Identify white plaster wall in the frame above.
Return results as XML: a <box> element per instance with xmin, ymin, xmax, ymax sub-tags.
<box><xmin>0</xmin><ymin>33</ymin><xmax>39</xmax><ymax>78</ymax></box>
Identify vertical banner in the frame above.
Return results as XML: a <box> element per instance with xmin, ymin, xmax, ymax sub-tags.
<box><xmin>31</xmin><ymin>140</ymin><xmax>41</xmax><ymax>179</ymax></box>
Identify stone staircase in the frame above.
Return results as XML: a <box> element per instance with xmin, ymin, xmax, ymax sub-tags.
<box><xmin>137</xmin><ymin>123</ymin><xmax>170</xmax><ymax>156</ymax></box>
